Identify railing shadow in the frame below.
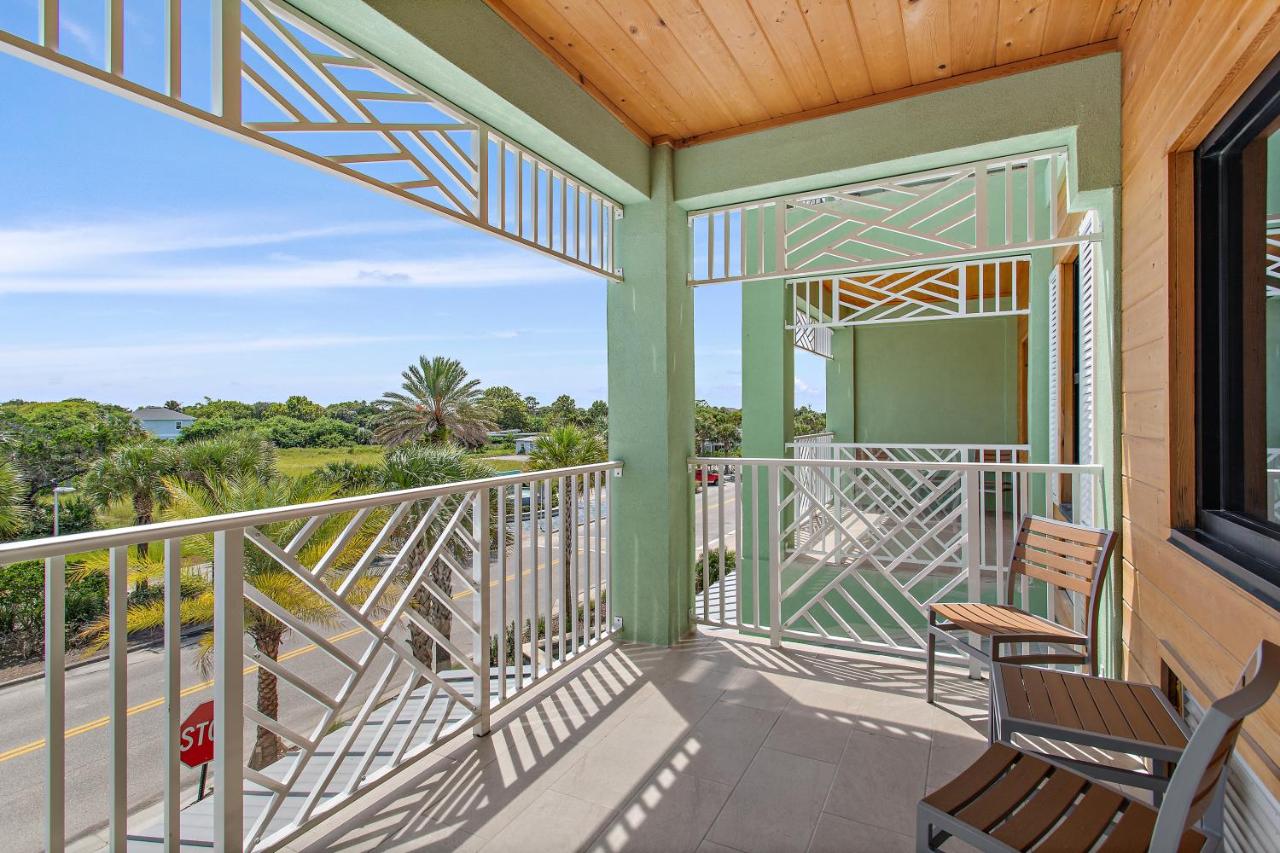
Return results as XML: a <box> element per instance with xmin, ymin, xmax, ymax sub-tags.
<box><xmin>297</xmin><ymin>629</ymin><xmax>990</xmax><ymax>851</ymax></box>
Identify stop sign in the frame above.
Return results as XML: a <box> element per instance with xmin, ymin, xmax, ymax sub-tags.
<box><xmin>179</xmin><ymin>701</ymin><xmax>215</xmax><ymax>768</ymax></box>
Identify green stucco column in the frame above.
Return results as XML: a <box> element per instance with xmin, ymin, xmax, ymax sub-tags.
<box><xmin>741</xmin><ymin>280</ymin><xmax>795</xmax><ymax>458</ymax></box>
<box><xmin>606</xmin><ymin>144</ymin><xmax>694</xmax><ymax>647</ymax></box>
<box><xmin>739</xmin><ymin>278</ymin><xmax>793</xmax><ymax>633</ymax></box>
<box><xmin>825</xmin><ymin>327</ymin><xmax>855</xmax><ymax>442</ymax></box>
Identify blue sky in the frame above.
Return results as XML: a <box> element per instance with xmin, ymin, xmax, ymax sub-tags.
<box><xmin>0</xmin><ymin>9</ymin><xmax>824</xmax><ymax>411</ymax></box>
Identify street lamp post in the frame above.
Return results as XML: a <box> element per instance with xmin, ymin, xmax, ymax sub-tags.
<box><xmin>53</xmin><ymin>485</ymin><xmax>76</xmax><ymax>536</ymax></box>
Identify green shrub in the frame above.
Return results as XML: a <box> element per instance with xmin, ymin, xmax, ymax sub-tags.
<box><xmin>694</xmin><ymin>548</ymin><xmax>736</xmax><ymax>593</ymax></box>
<box><xmin>0</xmin><ymin>560</ymin><xmax>107</xmax><ymax>662</ymax></box>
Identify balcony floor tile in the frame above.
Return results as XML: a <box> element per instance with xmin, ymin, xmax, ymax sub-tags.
<box><xmin>290</xmin><ymin>628</ymin><xmax>987</xmax><ymax>853</ymax></box>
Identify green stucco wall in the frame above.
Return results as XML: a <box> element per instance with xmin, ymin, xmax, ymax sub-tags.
<box><xmin>825</xmin><ymin>328</ymin><xmax>855</xmax><ymax>442</ymax></box>
<box><xmin>851</xmin><ymin>317</ymin><xmax>1020</xmax><ymax>444</ymax></box>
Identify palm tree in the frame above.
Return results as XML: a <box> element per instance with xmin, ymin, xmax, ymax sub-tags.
<box><xmin>0</xmin><ymin>461</ymin><xmax>27</xmax><ymax>538</ymax></box>
<box><xmin>527</xmin><ymin>425</ymin><xmax>607</xmax><ymax>613</ymax></box>
<box><xmin>81</xmin><ymin>440</ymin><xmax>178</xmax><ymax>557</ymax></box>
<box><xmin>77</xmin><ymin>474</ymin><xmax>387</xmax><ymax>769</ymax></box>
<box><xmin>380</xmin><ymin>444</ymin><xmax>497</xmax><ymax>669</ymax></box>
<box><xmin>375</xmin><ymin>356</ymin><xmax>495</xmax><ymax>447</ymax></box>
<box><xmin>175</xmin><ymin>432</ymin><xmax>277</xmax><ymax>492</ymax></box>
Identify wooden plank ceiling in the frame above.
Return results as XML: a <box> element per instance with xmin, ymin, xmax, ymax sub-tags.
<box><xmin>484</xmin><ymin>0</ymin><xmax>1139</xmax><ymax>146</ymax></box>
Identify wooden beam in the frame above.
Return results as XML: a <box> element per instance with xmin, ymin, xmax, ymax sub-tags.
<box><xmin>671</xmin><ymin>40</ymin><xmax>1120</xmax><ymax>148</ymax></box>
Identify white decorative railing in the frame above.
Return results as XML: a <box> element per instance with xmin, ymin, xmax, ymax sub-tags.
<box><xmin>689</xmin><ymin>456</ymin><xmax>1102</xmax><ymax>661</ymax></box>
<box><xmin>687</xmin><ymin>148</ymin><xmax>1095</xmax><ymax>285</ymax></box>
<box><xmin>0</xmin><ymin>462</ymin><xmax>618</xmax><ymax>852</ymax></box>
<box><xmin>0</xmin><ymin>0</ymin><xmax>620</xmax><ymax>279</ymax></box>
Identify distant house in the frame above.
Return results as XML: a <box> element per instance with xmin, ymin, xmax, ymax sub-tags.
<box><xmin>513</xmin><ymin>433</ymin><xmax>542</xmax><ymax>455</ymax></box>
<box><xmin>132</xmin><ymin>407</ymin><xmax>196</xmax><ymax>440</ymax></box>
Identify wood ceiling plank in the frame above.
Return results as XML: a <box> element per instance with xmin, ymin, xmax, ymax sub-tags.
<box><xmin>593</xmin><ymin>0</ymin><xmax>749</xmax><ymax>129</ymax></box>
<box><xmin>797</xmin><ymin>0</ymin><xmax>874</xmax><ymax>102</ymax></box>
<box><xmin>494</xmin><ymin>0</ymin><xmax>679</xmax><ymax>137</ymax></box>
<box><xmin>745</xmin><ymin>0</ymin><xmax>837</xmax><ymax>109</ymax></box>
<box><xmin>1040</xmin><ymin>0</ymin><xmax>1106</xmax><ymax>54</ymax></box>
<box><xmin>900</xmin><ymin>0</ymin><xmax>954</xmax><ymax>85</ymax></box>
<box><xmin>949</xmin><ymin>0</ymin><xmax>999</xmax><ymax>75</ymax></box>
<box><xmin>645</xmin><ymin>0</ymin><xmax>774</xmax><ymax>124</ymax></box>
<box><xmin>850</xmin><ymin>0</ymin><xmax>914</xmax><ymax>92</ymax></box>
<box><xmin>996</xmin><ymin>0</ymin><xmax>1050</xmax><ymax>64</ymax></box>
<box><xmin>1095</xmin><ymin>0</ymin><xmax>1142</xmax><ymax>41</ymax></box>
<box><xmin>551</xmin><ymin>0</ymin><xmax>716</xmax><ymax>135</ymax></box>
<box><xmin>698</xmin><ymin>0</ymin><xmax>807</xmax><ymax>117</ymax></box>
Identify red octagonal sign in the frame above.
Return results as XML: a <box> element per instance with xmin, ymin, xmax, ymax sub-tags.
<box><xmin>179</xmin><ymin>701</ymin><xmax>215</xmax><ymax>768</ymax></box>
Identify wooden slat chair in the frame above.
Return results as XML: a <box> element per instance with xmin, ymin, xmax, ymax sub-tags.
<box><xmin>916</xmin><ymin>639</ymin><xmax>1280</xmax><ymax>852</ymax></box>
<box><xmin>926</xmin><ymin>516</ymin><xmax>1117</xmax><ymax>704</ymax></box>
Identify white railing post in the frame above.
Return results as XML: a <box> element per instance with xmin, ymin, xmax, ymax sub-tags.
<box><xmin>963</xmin><ymin>469</ymin><xmax>982</xmax><ymax>679</ymax></box>
<box><xmin>768</xmin><ymin>463</ymin><xmax>783</xmax><ymax>649</ymax></box>
<box><xmin>472</xmin><ymin>488</ymin><xmax>491</xmax><ymax>736</ymax></box>
<box><xmin>213</xmin><ymin>528</ymin><xmax>245</xmax><ymax>852</ymax></box>
<box><xmin>163</xmin><ymin>538</ymin><xmax>183</xmax><ymax>851</ymax></box>
<box><xmin>45</xmin><ymin>555</ymin><xmax>66</xmax><ymax>853</ymax></box>
<box><xmin>213</xmin><ymin>0</ymin><xmax>241</xmax><ymax>124</ymax></box>
<box><xmin>108</xmin><ymin>546</ymin><xmax>129</xmax><ymax>851</ymax></box>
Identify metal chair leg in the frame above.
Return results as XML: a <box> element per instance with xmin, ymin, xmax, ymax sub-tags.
<box><xmin>926</xmin><ymin>630</ymin><xmax>937</xmax><ymax>705</ymax></box>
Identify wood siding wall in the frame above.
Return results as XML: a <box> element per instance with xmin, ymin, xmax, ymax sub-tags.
<box><xmin>1119</xmin><ymin>0</ymin><xmax>1280</xmax><ymax>792</ymax></box>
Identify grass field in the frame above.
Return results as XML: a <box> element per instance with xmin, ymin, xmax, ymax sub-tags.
<box><xmin>275</xmin><ymin>445</ymin><xmax>386</xmax><ymax>478</ymax></box>
<box><xmin>276</xmin><ymin>445</ymin><xmax>526</xmax><ymax>478</ymax></box>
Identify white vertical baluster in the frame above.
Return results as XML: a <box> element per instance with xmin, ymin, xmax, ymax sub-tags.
<box><xmin>107</xmin><ymin>0</ymin><xmax>124</xmax><ymax>75</ymax></box>
<box><xmin>45</xmin><ymin>554</ymin><xmax>65</xmax><ymax>853</ymax></box>
<box><xmin>752</xmin><ymin>466</ymin><xmax>761</xmax><ymax>630</ymax></box>
<box><xmin>529</xmin><ymin>479</ymin><xmax>539</xmax><ymax>681</ymax></box>
<box><xmin>605</xmin><ymin>468</ymin><xmax>613</xmax><ymax>635</ymax></box>
<box><xmin>213</xmin><ymin>0</ymin><xmax>240</xmax><ymax>123</ymax></box>
<box><xmin>473</xmin><ymin>489</ymin><xmax>491</xmax><ymax>736</ymax></box>
<box><xmin>974</xmin><ymin>162</ymin><xmax>987</xmax><ymax>249</ymax></box>
<box><xmin>585</xmin><ymin>471</ymin><xmax>595</xmax><ymax>642</ymax></box>
<box><xmin>39</xmin><ymin>0</ymin><xmax>60</xmax><ymax>50</ymax></box>
<box><xmin>515</xmin><ymin>480</ymin><xmax>525</xmax><ymax>691</ymax></box>
<box><xmin>718</xmin><ymin>463</ymin><xmax>727</xmax><ymax>626</ymax></box>
<box><xmin>543</xmin><ymin>478</ymin><xmax>553</xmax><ymax>669</ymax></box>
<box><xmin>570</xmin><ymin>474</ymin><xmax>579</xmax><ymax>657</ymax></box>
<box><xmin>768</xmin><ymin>464</ymin><xmax>783</xmax><ymax>648</ymax></box>
<box><xmin>701</xmin><ymin>464</ymin><xmax>710</xmax><ymax>623</ymax></box>
<box><xmin>213</xmin><ymin>529</ymin><xmax>245</xmax><ymax>852</ymax></box>
<box><xmin>496</xmin><ymin>484</ymin><xmax>507</xmax><ymax>704</ymax></box>
<box><xmin>108</xmin><ymin>545</ymin><xmax>129</xmax><ymax>850</ymax></box>
<box><xmin>165</xmin><ymin>0</ymin><xmax>182</xmax><ymax>99</ymax></box>
<box><xmin>963</xmin><ymin>470</ymin><xmax>982</xmax><ymax>678</ymax></box>
<box><xmin>163</xmin><ymin>538</ymin><xmax>182</xmax><ymax>851</ymax></box>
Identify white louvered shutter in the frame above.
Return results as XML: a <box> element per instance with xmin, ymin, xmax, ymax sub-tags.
<box><xmin>1077</xmin><ymin>213</ymin><xmax>1097</xmax><ymax>526</ymax></box>
<box><xmin>1048</xmin><ymin>266</ymin><xmax>1061</xmax><ymax>510</ymax></box>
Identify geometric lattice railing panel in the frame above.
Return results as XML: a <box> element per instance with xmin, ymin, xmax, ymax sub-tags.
<box><xmin>0</xmin><ymin>0</ymin><xmax>619</xmax><ymax>279</ymax></box>
<box><xmin>688</xmin><ymin>455</ymin><xmax>1102</xmax><ymax>660</ymax></box>
<box><xmin>689</xmin><ymin>148</ymin><xmax>1091</xmax><ymax>285</ymax></box>
<box><xmin>789</xmin><ymin>256</ymin><xmax>1030</xmax><ymax>328</ymax></box>
<box><xmin>0</xmin><ymin>462</ymin><xmax>617</xmax><ymax>853</ymax></box>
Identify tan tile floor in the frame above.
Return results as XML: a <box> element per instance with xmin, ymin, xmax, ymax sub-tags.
<box><xmin>289</xmin><ymin>629</ymin><xmax>991</xmax><ymax>853</ymax></box>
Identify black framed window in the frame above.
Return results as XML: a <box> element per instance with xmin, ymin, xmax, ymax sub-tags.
<box><xmin>1189</xmin><ymin>52</ymin><xmax>1280</xmax><ymax>606</ymax></box>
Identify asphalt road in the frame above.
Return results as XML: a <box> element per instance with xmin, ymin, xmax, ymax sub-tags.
<box><xmin>0</xmin><ymin>490</ymin><xmax>735</xmax><ymax>851</ymax></box>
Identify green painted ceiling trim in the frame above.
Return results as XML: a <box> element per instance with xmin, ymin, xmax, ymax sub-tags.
<box><xmin>288</xmin><ymin>0</ymin><xmax>650</xmax><ymax>204</ymax></box>
<box><xmin>672</xmin><ymin>53</ymin><xmax>1120</xmax><ymax>211</ymax></box>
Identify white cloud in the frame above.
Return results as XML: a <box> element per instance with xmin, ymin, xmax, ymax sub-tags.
<box><xmin>0</xmin><ymin>215</ymin><xmax>446</xmax><ymax>275</ymax></box>
<box><xmin>0</xmin><ymin>214</ymin><xmax>595</xmax><ymax>294</ymax></box>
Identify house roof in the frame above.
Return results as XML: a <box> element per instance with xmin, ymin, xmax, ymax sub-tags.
<box><xmin>132</xmin><ymin>407</ymin><xmax>194</xmax><ymax>420</ymax></box>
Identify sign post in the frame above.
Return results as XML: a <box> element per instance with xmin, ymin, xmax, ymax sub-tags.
<box><xmin>179</xmin><ymin>701</ymin><xmax>215</xmax><ymax>801</ymax></box>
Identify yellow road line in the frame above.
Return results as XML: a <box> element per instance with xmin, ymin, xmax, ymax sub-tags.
<box><xmin>0</xmin><ymin>625</ymin><xmax>365</xmax><ymax>764</ymax></box>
